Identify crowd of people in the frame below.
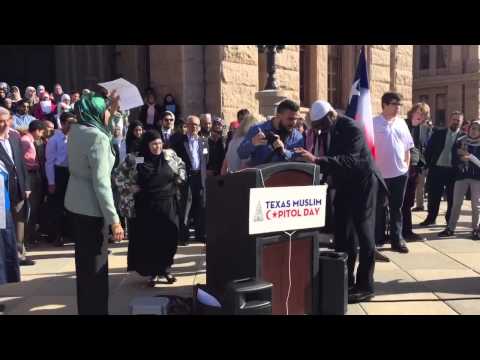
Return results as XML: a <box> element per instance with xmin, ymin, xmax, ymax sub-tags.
<box><xmin>0</xmin><ymin>78</ymin><xmax>476</xmax><ymax>314</ymax></box>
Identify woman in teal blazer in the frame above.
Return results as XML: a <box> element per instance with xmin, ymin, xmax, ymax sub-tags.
<box><xmin>65</xmin><ymin>91</ymin><xmax>124</xmax><ymax>315</ymax></box>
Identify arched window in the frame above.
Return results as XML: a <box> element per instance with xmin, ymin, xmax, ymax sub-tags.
<box><xmin>436</xmin><ymin>45</ymin><xmax>447</xmax><ymax>69</ymax></box>
<box><xmin>328</xmin><ymin>45</ymin><xmax>342</xmax><ymax>109</ymax></box>
<box><xmin>299</xmin><ymin>45</ymin><xmax>311</xmax><ymax>107</ymax></box>
<box><xmin>420</xmin><ymin>45</ymin><xmax>430</xmax><ymax>70</ymax></box>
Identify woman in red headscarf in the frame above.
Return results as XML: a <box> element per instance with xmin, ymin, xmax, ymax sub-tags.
<box><xmin>32</xmin><ymin>92</ymin><xmax>57</xmax><ymax>125</ymax></box>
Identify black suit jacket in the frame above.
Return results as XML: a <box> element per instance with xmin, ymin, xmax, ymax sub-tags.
<box><xmin>425</xmin><ymin>128</ymin><xmax>464</xmax><ymax>168</ymax></box>
<box><xmin>158</xmin><ymin>128</ymin><xmax>174</xmax><ymax>148</ymax></box>
<box><xmin>170</xmin><ymin>133</ymin><xmax>209</xmax><ymax>206</ymax></box>
<box><xmin>138</xmin><ymin>104</ymin><xmax>163</xmax><ymax>129</ymax></box>
<box><xmin>0</xmin><ymin>132</ymin><xmax>30</xmax><ymax>206</ymax></box>
<box><xmin>316</xmin><ymin>116</ymin><xmax>387</xmax><ymax>193</ymax></box>
<box><xmin>170</xmin><ymin>133</ymin><xmax>209</xmax><ymax>180</ymax></box>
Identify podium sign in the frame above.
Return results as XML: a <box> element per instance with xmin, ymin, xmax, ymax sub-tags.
<box><xmin>249</xmin><ymin>185</ymin><xmax>327</xmax><ymax>235</ymax></box>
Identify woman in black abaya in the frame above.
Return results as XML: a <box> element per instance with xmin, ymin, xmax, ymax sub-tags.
<box><xmin>128</xmin><ymin>130</ymin><xmax>186</xmax><ymax>286</ymax></box>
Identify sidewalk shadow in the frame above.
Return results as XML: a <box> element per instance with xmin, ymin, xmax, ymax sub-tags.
<box><xmin>375</xmin><ymin>277</ymin><xmax>480</xmax><ymax>298</ymax></box>
<box><xmin>29</xmin><ymin>253</ymin><xmax>76</xmax><ymax>261</ymax></box>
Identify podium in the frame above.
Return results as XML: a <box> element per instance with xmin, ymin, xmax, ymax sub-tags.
<box><xmin>206</xmin><ymin>162</ymin><xmax>326</xmax><ymax>315</ymax></box>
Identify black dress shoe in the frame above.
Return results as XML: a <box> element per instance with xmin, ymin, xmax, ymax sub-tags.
<box><xmin>403</xmin><ymin>232</ymin><xmax>424</xmax><ymax>242</ymax></box>
<box><xmin>20</xmin><ymin>258</ymin><xmax>36</xmax><ymax>266</ymax></box>
<box><xmin>438</xmin><ymin>228</ymin><xmax>454</xmax><ymax>237</ymax></box>
<box><xmin>348</xmin><ymin>290</ymin><xmax>375</xmax><ymax>304</ymax></box>
<box><xmin>473</xmin><ymin>230</ymin><xmax>480</xmax><ymax>241</ymax></box>
<box><xmin>375</xmin><ymin>249</ymin><xmax>390</xmax><ymax>262</ymax></box>
<box><xmin>164</xmin><ymin>272</ymin><xmax>177</xmax><ymax>284</ymax></box>
<box><xmin>53</xmin><ymin>237</ymin><xmax>64</xmax><ymax>247</ymax></box>
<box><xmin>148</xmin><ymin>276</ymin><xmax>160</xmax><ymax>287</ymax></box>
<box><xmin>391</xmin><ymin>241</ymin><xmax>409</xmax><ymax>253</ymax></box>
<box><xmin>419</xmin><ymin>219</ymin><xmax>436</xmax><ymax>226</ymax></box>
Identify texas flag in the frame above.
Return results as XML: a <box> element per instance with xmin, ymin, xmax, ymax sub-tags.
<box><xmin>345</xmin><ymin>46</ymin><xmax>376</xmax><ymax>158</ymax></box>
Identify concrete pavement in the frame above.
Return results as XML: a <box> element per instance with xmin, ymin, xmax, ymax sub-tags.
<box><xmin>2</xmin><ymin>200</ymin><xmax>480</xmax><ymax>315</ymax></box>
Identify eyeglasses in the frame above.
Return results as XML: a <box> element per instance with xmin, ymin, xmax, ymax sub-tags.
<box><xmin>188</xmin><ymin>123</ymin><xmax>200</xmax><ymax>127</ymax></box>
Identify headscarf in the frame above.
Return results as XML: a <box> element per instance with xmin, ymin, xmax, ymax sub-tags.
<box><xmin>156</xmin><ymin>110</ymin><xmax>175</xmax><ymax>130</ymax></box>
<box><xmin>36</xmin><ymin>85</ymin><xmax>45</xmax><ymax>95</ymax></box>
<box><xmin>24</xmin><ymin>86</ymin><xmax>36</xmax><ymax>100</ymax></box>
<box><xmin>126</xmin><ymin>120</ymin><xmax>143</xmax><ymax>154</ymax></box>
<box><xmin>163</xmin><ymin>110</ymin><xmax>175</xmax><ymax>120</ymax></box>
<box><xmin>39</xmin><ymin>92</ymin><xmax>54</xmax><ymax>114</ymax></box>
<box><xmin>61</xmin><ymin>93</ymin><xmax>71</xmax><ymax>104</ymax></box>
<box><xmin>139</xmin><ymin>130</ymin><xmax>163</xmax><ymax>163</ymax></box>
<box><xmin>75</xmin><ymin>92</ymin><xmax>111</xmax><ymax>139</ymax></box>
<box><xmin>0</xmin><ymin>82</ymin><xmax>9</xmax><ymax>95</ymax></box>
<box><xmin>9</xmin><ymin>86</ymin><xmax>22</xmax><ymax>101</ymax></box>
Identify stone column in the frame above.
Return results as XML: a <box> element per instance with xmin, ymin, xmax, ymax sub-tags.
<box><xmin>182</xmin><ymin>45</ymin><xmax>207</xmax><ymax>116</ymax></box>
<box><xmin>391</xmin><ymin>45</ymin><xmax>413</xmax><ymax>111</ymax></box>
<box><xmin>449</xmin><ymin>45</ymin><xmax>463</xmax><ymax>75</ymax></box>
<box><xmin>115</xmin><ymin>45</ymin><xmax>146</xmax><ymax>88</ymax></box>
<box><xmin>465</xmin><ymin>45</ymin><xmax>480</xmax><ymax>74</ymax></box>
<box><xmin>217</xmin><ymin>45</ymin><xmax>260</xmax><ymax>122</ymax></box>
<box><xmin>369</xmin><ymin>45</ymin><xmax>391</xmax><ymax>115</ymax></box>
<box><xmin>274</xmin><ymin>45</ymin><xmax>300</xmax><ymax>103</ymax></box>
<box><xmin>464</xmin><ymin>80</ymin><xmax>480</xmax><ymax>121</ymax></box>
<box><xmin>309</xmin><ymin>45</ymin><xmax>328</xmax><ymax>103</ymax></box>
<box><xmin>447</xmin><ymin>83</ymin><xmax>463</xmax><ymax>118</ymax></box>
<box><xmin>149</xmin><ymin>45</ymin><xmax>184</xmax><ymax>110</ymax></box>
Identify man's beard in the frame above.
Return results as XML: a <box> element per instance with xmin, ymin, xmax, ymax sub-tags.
<box><xmin>278</xmin><ymin>122</ymin><xmax>292</xmax><ymax>141</ymax></box>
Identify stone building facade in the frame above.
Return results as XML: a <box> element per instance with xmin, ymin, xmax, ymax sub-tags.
<box><xmin>1</xmin><ymin>45</ymin><xmax>413</xmax><ymax>123</ymax></box>
<box><xmin>413</xmin><ymin>45</ymin><xmax>480</xmax><ymax>127</ymax></box>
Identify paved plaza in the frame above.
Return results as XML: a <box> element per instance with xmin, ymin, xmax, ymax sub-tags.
<box><xmin>2</xmin><ymin>200</ymin><xmax>480</xmax><ymax>315</ymax></box>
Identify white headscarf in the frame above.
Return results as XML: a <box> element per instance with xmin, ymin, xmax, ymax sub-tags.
<box><xmin>61</xmin><ymin>94</ymin><xmax>71</xmax><ymax>104</ymax></box>
<box><xmin>25</xmin><ymin>86</ymin><xmax>36</xmax><ymax>99</ymax></box>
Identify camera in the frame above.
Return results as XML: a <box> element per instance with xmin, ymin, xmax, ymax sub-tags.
<box><xmin>264</xmin><ymin>131</ymin><xmax>278</xmax><ymax>146</ymax></box>
<box><xmin>263</xmin><ymin>131</ymin><xmax>288</xmax><ymax>161</ymax></box>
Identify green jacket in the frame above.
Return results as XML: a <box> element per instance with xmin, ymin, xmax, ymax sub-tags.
<box><xmin>65</xmin><ymin>124</ymin><xmax>120</xmax><ymax>225</ymax></box>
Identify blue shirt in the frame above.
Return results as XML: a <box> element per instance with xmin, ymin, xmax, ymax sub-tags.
<box><xmin>45</xmin><ymin>130</ymin><xmax>69</xmax><ymax>185</ymax></box>
<box><xmin>13</xmin><ymin>114</ymin><xmax>37</xmax><ymax>132</ymax></box>
<box><xmin>0</xmin><ymin>169</ymin><xmax>10</xmax><ymax>211</ymax></box>
<box><xmin>187</xmin><ymin>134</ymin><xmax>200</xmax><ymax>170</ymax></box>
<box><xmin>237</xmin><ymin>120</ymin><xmax>305</xmax><ymax>166</ymax></box>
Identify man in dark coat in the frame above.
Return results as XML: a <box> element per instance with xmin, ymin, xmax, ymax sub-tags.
<box><xmin>420</xmin><ymin>111</ymin><xmax>464</xmax><ymax>226</ymax></box>
<box><xmin>402</xmin><ymin>103</ymin><xmax>431</xmax><ymax>241</ymax></box>
<box><xmin>0</xmin><ymin>107</ymin><xmax>33</xmax><ymax>266</ymax></box>
<box><xmin>170</xmin><ymin>115</ymin><xmax>209</xmax><ymax>245</ymax></box>
<box><xmin>296</xmin><ymin>100</ymin><xmax>388</xmax><ymax>304</ymax></box>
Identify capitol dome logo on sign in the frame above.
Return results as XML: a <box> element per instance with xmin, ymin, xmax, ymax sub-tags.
<box><xmin>254</xmin><ymin>201</ymin><xmax>264</xmax><ymax>222</ymax></box>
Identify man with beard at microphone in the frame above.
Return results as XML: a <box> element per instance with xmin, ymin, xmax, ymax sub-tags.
<box><xmin>296</xmin><ymin>100</ymin><xmax>388</xmax><ymax>303</ymax></box>
<box><xmin>237</xmin><ymin>99</ymin><xmax>304</xmax><ymax>165</ymax></box>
